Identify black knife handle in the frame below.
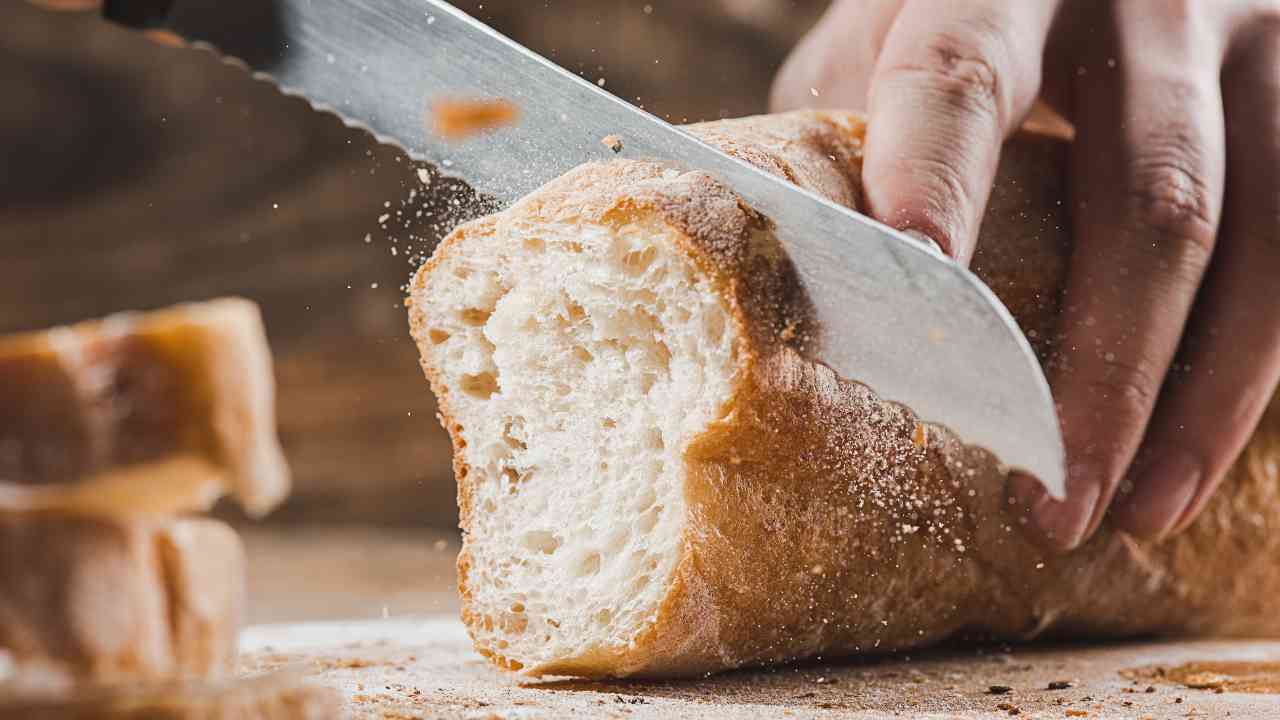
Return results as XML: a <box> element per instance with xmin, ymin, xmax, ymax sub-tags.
<box><xmin>102</xmin><ymin>0</ymin><xmax>176</xmax><ymax>28</ymax></box>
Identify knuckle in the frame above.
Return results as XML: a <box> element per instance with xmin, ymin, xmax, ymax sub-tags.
<box><xmin>1125</xmin><ymin>150</ymin><xmax>1218</xmax><ymax>258</ymax></box>
<box><xmin>1084</xmin><ymin>357</ymin><xmax>1162</xmax><ymax>425</ymax></box>
<box><xmin>883</xmin><ymin>30</ymin><xmax>1011</xmax><ymax>121</ymax></box>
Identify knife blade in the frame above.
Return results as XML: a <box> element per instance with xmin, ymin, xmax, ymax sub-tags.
<box><xmin>103</xmin><ymin>0</ymin><xmax>1066</xmax><ymax>497</ymax></box>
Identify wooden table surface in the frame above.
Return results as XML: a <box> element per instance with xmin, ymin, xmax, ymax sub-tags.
<box><xmin>240</xmin><ymin>528</ymin><xmax>1280</xmax><ymax>719</ymax></box>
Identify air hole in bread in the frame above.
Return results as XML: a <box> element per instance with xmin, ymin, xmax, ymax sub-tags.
<box><xmin>631</xmin><ymin>487</ymin><xmax>657</xmax><ymax>512</ymax></box>
<box><xmin>644</xmin><ymin>429</ymin><xmax>664</xmax><ymax>450</ymax></box>
<box><xmin>637</xmin><ymin>506</ymin><xmax>661</xmax><ymax>534</ymax></box>
<box><xmin>502</xmin><ymin>419</ymin><xmax>528</xmax><ymax>451</ymax></box>
<box><xmin>565</xmin><ymin>300</ymin><xmax>587</xmax><ymax>323</ymax></box>
<box><xmin>576</xmin><ymin>552</ymin><xmax>602</xmax><ymax>577</ymax></box>
<box><xmin>623</xmin><ymin>246</ymin><xmax>657</xmax><ymax>275</ymax></box>
<box><xmin>460</xmin><ymin>308</ymin><xmax>491</xmax><ymax>326</ymax></box>
<box><xmin>640</xmin><ymin>374</ymin><xmax>656</xmax><ymax>394</ymax></box>
<box><xmin>460</xmin><ymin>372</ymin><xmax>499</xmax><ymax>399</ymax></box>
<box><xmin>502</xmin><ymin>467</ymin><xmax>522</xmax><ymax>492</ymax></box>
<box><xmin>522</xmin><ymin>531</ymin><xmax>560</xmax><ymax>554</ymax></box>
<box><xmin>605</xmin><ymin>527</ymin><xmax>629</xmax><ymax>554</ymax></box>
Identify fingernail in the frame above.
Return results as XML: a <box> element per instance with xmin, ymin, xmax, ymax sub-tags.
<box><xmin>1112</xmin><ymin>451</ymin><xmax>1202</xmax><ymax>541</ymax></box>
<box><xmin>1010</xmin><ymin>465</ymin><xmax>1101</xmax><ymax>551</ymax></box>
<box><xmin>1007</xmin><ymin>471</ymin><xmax>1049</xmax><ymax>516</ymax></box>
<box><xmin>902</xmin><ymin>229</ymin><xmax>947</xmax><ymax>258</ymax></box>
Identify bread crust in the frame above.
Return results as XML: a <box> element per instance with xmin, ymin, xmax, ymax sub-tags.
<box><xmin>0</xmin><ymin>298</ymin><xmax>290</xmax><ymax>517</ymax></box>
<box><xmin>411</xmin><ymin>110</ymin><xmax>1280</xmax><ymax>677</ymax></box>
<box><xmin>0</xmin><ymin>514</ymin><xmax>245</xmax><ymax>686</ymax></box>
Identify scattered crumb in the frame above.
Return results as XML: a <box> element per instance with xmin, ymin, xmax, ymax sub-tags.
<box><xmin>1183</xmin><ymin>673</ymin><xmax>1230</xmax><ymax>690</ymax></box>
<box><xmin>431</xmin><ymin>98</ymin><xmax>519</xmax><ymax>140</ymax></box>
<box><xmin>1065</xmin><ymin>711</ymin><xmax>1088</xmax><ymax>718</ymax></box>
<box><xmin>911</xmin><ymin>422</ymin><xmax>928</xmax><ymax>448</ymax></box>
<box><xmin>988</xmin><ymin>685</ymin><xmax>1013</xmax><ymax>695</ymax></box>
<box><xmin>1048</xmin><ymin>681</ymin><xmax>1073</xmax><ymax>690</ymax></box>
<box><xmin>1124</xmin><ymin>660</ymin><xmax>1280</xmax><ymax>694</ymax></box>
<box><xmin>601</xmin><ymin>134</ymin><xmax>623</xmax><ymax>153</ymax></box>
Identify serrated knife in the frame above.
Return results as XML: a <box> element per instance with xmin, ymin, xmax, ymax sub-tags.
<box><xmin>100</xmin><ymin>0</ymin><xmax>1066</xmax><ymax>497</ymax></box>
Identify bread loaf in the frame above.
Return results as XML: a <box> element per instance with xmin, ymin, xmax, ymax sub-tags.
<box><xmin>0</xmin><ymin>299</ymin><xmax>288</xmax><ymax>688</ymax></box>
<box><xmin>0</xmin><ymin>298</ymin><xmax>289</xmax><ymax>517</ymax></box>
<box><xmin>0</xmin><ymin>671</ymin><xmax>338</xmax><ymax>720</ymax></box>
<box><xmin>408</xmin><ymin>110</ymin><xmax>1280</xmax><ymax>677</ymax></box>
<box><xmin>0</xmin><ymin>515</ymin><xmax>243</xmax><ymax>686</ymax></box>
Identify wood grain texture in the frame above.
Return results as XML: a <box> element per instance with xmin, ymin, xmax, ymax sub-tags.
<box><xmin>0</xmin><ymin>1</ymin><xmax>823</xmax><ymax>527</ymax></box>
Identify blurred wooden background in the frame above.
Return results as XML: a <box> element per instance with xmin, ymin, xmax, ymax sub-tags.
<box><xmin>0</xmin><ymin>0</ymin><xmax>826</xmax><ymax>528</ymax></box>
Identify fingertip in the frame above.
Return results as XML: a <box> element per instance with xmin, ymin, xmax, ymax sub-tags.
<box><xmin>1110</xmin><ymin>451</ymin><xmax>1203</xmax><ymax>542</ymax></box>
<box><xmin>1007</xmin><ymin>468</ymin><xmax>1100</xmax><ymax>552</ymax></box>
<box><xmin>856</xmin><ymin>157</ymin><xmax>967</xmax><ymax>259</ymax></box>
<box><xmin>901</xmin><ymin>229</ymin><xmax>947</xmax><ymax>258</ymax></box>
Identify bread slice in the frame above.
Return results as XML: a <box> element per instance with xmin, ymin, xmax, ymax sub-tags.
<box><xmin>0</xmin><ymin>298</ymin><xmax>289</xmax><ymax>517</ymax></box>
<box><xmin>0</xmin><ymin>672</ymin><xmax>338</xmax><ymax>720</ymax></box>
<box><xmin>408</xmin><ymin>110</ymin><xmax>1280</xmax><ymax>678</ymax></box>
<box><xmin>0</xmin><ymin>515</ymin><xmax>243</xmax><ymax>686</ymax></box>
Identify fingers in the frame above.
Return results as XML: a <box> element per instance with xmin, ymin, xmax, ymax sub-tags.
<box><xmin>859</xmin><ymin>0</ymin><xmax>1060</xmax><ymax>263</ymax></box>
<box><xmin>1016</xmin><ymin>6</ymin><xmax>1231</xmax><ymax>550</ymax></box>
<box><xmin>1111</xmin><ymin>22</ymin><xmax>1280</xmax><ymax>539</ymax></box>
<box><xmin>770</xmin><ymin>0</ymin><xmax>905</xmax><ymax>112</ymax></box>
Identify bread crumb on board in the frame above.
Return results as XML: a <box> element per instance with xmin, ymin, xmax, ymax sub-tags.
<box><xmin>601</xmin><ymin>134</ymin><xmax>623</xmax><ymax>153</ymax></box>
<box><xmin>430</xmin><ymin>98</ymin><xmax>519</xmax><ymax>140</ymax></box>
<box><xmin>1122</xmin><ymin>659</ymin><xmax>1280</xmax><ymax>694</ymax></box>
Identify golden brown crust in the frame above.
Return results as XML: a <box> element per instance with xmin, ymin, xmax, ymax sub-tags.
<box><xmin>411</xmin><ymin>110</ymin><xmax>1280</xmax><ymax>677</ymax></box>
<box><xmin>0</xmin><ymin>515</ymin><xmax>245</xmax><ymax>686</ymax></box>
<box><xmin>0</xmin><ymin>298</ymin><xmax>290</xmax><ymax>517</ymax></box>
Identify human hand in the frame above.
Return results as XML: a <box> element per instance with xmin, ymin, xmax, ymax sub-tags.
<box><xmin>773</xmin><ymin>0</ymin><xmax>1280</xmax><ymax>550</ymax></box>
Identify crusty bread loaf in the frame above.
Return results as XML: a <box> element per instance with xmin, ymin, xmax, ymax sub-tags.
<box><xmin>408</xmin><ymin>110</ymin><xmax>1280</xmax><ymax>677</ymax></box>
<box><xmin>0</xmin><ymin>298</ymin><xmax>289</xmax><ymax>517</ymax></box>
<box><xmin>0</xmin><ymin>672</ymin><xmax>339</xmax><ymax>720</ymax></box>
<box><xmin>0</xmin><ymin>515</ymin><xmax>243</xmax><ymax>686</ymax></box>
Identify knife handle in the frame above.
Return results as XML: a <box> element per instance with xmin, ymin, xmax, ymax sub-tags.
<box><xmin>102</xmin><ymin>0</ymin><xmax>175</xmax><ymax>28</ymax></box>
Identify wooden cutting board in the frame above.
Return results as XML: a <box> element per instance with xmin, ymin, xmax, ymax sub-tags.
<box><xmin>239</xmin><ymin>618</ymin><xmax>1280</xmax><ymax>719</ymax></box>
